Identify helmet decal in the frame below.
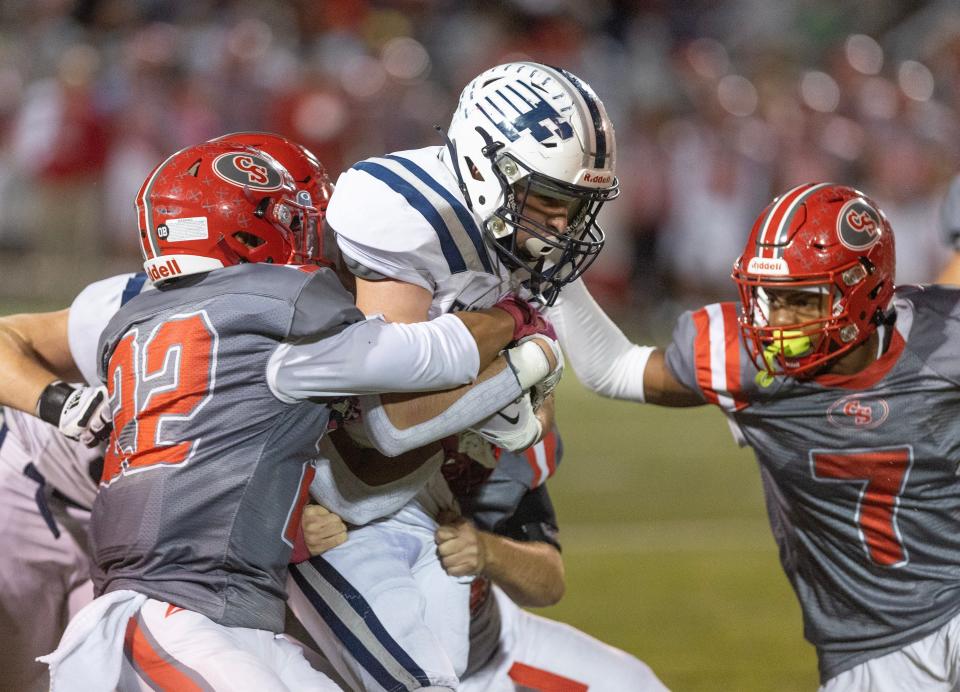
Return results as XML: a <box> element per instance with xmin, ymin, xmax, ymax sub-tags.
<box><xmin>837</xmin><ymin>198</ymin><xmax>882</xmax><ymax>251</ymax></box>
<box><xmin>212</xmin><ymin>153</ymin><xmax>284</xmax><ymax>191</ymax></box>
<box><xmin>478</xmin><ymin>84</ymin><xmax>575</xmax><ymax>146</ymax></box>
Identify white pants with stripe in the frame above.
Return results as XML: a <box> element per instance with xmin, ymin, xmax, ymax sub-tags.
<box><xmin>820</xmin><ymin>610</ymin><xmax>960</xmax><ymax>692</ymax></box>
<box><xmin>287</xmin><ymin>517</ymin><xmax>468</xmax><ymax>691</ymax></box>
<box><xmin>119</xmin><ymin>599</ymin><xmax>340</xmax><ymax>691</ymax></box>
<box><xmin>460</xmin><ymin>586</ymin><xmax>669</xmax><ymax>692</ymax></box>
<box><xmin>0</xmin><ymin>443</ymin><xmax>93</xmax><ymax>692</ymax></box>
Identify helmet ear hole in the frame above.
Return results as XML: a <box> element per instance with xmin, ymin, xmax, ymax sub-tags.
<box><xmin>464</xmin><ymin>157</ymin><xmax>485</xmax><ymax>182</ymax></box>
<box><xmin>232</xmin><ymin>231</ymin><xmax>265</xmax><ymax>249</ymax></box>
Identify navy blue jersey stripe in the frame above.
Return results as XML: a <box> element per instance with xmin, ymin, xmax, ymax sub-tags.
<box><xmin>121</xmin><ymin>273</ymin><xmax>148</xmax><ymax>307</ymax></box>
<box><xmin>297</xmin><ymin>557</ymin><xmax>433</xmax><ymax>687</ymax></box>
<box><xmin>385</xmin><ymin>155</ymin><xmax>493</xmax><ymax>274</ymax></box>
<box><xmin>556</xmin><ymin>67</ymin><xmax>607</xmax><ymax>168</ymax></box>
<box><xmin>0</xmin><ymin>419</ymin><xmax>7</xmax><ymax>453</ymax></box>
<box><xmin>289</xmin><ymin>565</ymin><xmax>405</xmax><ymax>691</ymax></box>
<box><xmin>353</xmin><ymin>162</ymin><xmax>467</xmax><ymax>274</ymax></box>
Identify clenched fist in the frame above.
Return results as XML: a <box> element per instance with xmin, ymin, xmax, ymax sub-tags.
<box><xmin>434</xmin><ymin>511</ymin><xmax>488</xmax><ymax>578</ymax></box>
<box><xmin>302</xmin><ymin>504</ymin><xmax>348</xmax><ymax>557</ymax></box>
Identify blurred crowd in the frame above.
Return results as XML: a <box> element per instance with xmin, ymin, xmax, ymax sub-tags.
<box><xmin>1</xmin><ymin>0</ymin><xmax>960</xmax><ymax>312</ymax></box>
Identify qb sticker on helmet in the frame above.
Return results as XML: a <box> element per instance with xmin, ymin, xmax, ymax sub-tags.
<box><xmin>212</xmin><ymin>153</ymin><xmax>283</xmax><ymax>192</ymax></box>
<box><xmin>837</xmin><ymin>198</ymin><xmax>882</xmax><ymax>251</ymax></box>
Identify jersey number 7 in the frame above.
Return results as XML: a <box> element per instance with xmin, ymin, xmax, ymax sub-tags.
<box><xmin>810</xmin><ymin>447</ymin><xmax>913</xmax><ymax>567</ymax></box>
<box><xmin>101</xmin><ymin>311</ymin><xmax>218</xmax><ymax>486</ymax></box>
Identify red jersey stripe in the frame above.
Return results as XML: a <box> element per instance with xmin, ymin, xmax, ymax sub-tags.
<box><xmin>508</xmin><ymin>662</ymin><xmax>588</xmax><ymax>692</ymax></box>
<box><xmin>720</xmin><ymin>302</ymin><xmax>748</xmax><ymax>411</ymax></box>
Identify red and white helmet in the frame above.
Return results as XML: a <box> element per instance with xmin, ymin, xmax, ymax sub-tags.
<box><xmin>136</xmin><ymin>141</ymin><xmax>316</xmax><ymax>284</ymax></box>
<box><xmin>732</xmin><ymin>183</ymin><xmax>896</xmax><ymax>379</ymax></box>
<box><xmin>210</xmin><ymin>132</ymin><xmax>333</xmax><ymax>213</ymax></box>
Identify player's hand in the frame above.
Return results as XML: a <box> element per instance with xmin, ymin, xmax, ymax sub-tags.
<box><xmin>504</xmin><ymin>334</ymin><xmax>562</xmax><ymax>391</ymax></box>
<box><xmin>302</xmin><ymin>504</ymin><xmax>348</xmax><ymax>556</ymax></box>
<box><xmin>38</xmin><ymin>382</ymin><xmax>113</xmax><ymax>447</ymax></box>
<box><xmin>494</xmin><ymin>294</ymin><xmax>557</xmax><ymax>342</ymax></box>
<box><xmin>435</xmin><ymin>511</ymin><xmax>488</xmax><ymax>578</ymax></box>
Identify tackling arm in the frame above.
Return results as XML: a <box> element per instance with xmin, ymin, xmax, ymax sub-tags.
<box><xmin>547</xmin><ymin>279</ymin><xmax>702</xmax><ymax>407</ymax></box>
<box><xmin>0</xmin><ymin>310</ymin><xmax>82</xmax><ymax>413</ymax></box>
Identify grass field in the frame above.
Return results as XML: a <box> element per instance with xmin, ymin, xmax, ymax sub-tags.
<box><xmin>540</xmin><ymin>377</ymin><xmax>819</xmax><ymax>691</ymax></box>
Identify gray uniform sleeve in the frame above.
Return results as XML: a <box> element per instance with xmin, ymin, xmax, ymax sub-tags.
<box><xmin>942</xmin><ymin>175</ymin><xmax>960</xmax><ymax>250</ymax></box>
<box><xmin>663</xmin><ymin>309</ymin><xmax>710</xmax><ymax>401</ymax></box>
<box><xmin>266</xmin><ymin>313</ymin><xmax>481</xmax><ymax>402</ymax></box>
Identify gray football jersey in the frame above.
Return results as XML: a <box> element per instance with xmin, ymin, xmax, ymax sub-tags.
<box><xmin>665</xmin><ymin>286</ymin><xmax>960</xmax><ymax>682</ymax></box>
<box><xmin>93</xmin><ymin>263</ymin><xmax>363</xmax><ymax>633</ymax></box>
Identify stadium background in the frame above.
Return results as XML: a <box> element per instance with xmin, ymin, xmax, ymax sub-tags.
<box><xmin>2</xmin><ymin>0</ymin><xmax>960</xmax><ymax>689</ymax></box>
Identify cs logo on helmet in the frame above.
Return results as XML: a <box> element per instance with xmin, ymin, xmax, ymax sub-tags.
<box><xmin>837</xmin><ymin>198</ymin><xmax>881</xmax><ymax>251</ymax></box>
<box><xmin>212</xmin><ymin>153</ymin><xmax>283</xmax><ymax>192</ymax></box>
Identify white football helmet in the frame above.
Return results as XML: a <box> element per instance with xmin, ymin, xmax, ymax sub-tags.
<box><xmin>442</xmin><ymin>62</ymin><xmax>619</xmax><ymax>304</ymax></box>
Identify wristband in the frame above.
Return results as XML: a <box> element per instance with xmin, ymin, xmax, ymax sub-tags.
<box><xmin>36</xmin><ymin>381</ymin><xmax>76</xmax><ymax>426</ymax></box>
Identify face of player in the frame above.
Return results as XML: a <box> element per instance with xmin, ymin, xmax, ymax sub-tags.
<box><xmin>512</xmin><ymin>187</ymin><xmax>585</xmax><ymax>260</ymax></box>
<box><xmin>762</xmin><ymin>287</ymin><xmax>831</xmax><ymax>329</ymax></box>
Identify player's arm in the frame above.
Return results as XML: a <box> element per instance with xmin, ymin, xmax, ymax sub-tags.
<box><xmin>436</xmin><ymin>514</ymin><xmax>564</xmax><ymax>608</ymax></box>
<box><xmin>547</xmin><ymin>279</ymin><xmax>702</xmax><ymax>407</ymax></box>
<box><xmin>0</xmin><ymin>309</ymin><xmax>80</xmax><ymax>413</ymax></box>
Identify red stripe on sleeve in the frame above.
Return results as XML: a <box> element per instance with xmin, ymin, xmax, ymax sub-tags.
<box><xmin>691</xmin><ymin>309</ymin><xmax>719</xmax><ymax>406</ymax></box>
<box><xmin>542</xmin><ymin>430</ymin><xmax>558</xmax><ymax>479</ymax></box>
<box><xmin>508</xmin><ymin>662</ymin><xmax>588</xmax><ymax>692</ymax></box>
<box><xmin>720</xmin><ymin>303</ymin><xmax>747</xmax><ymax>410</ymax></box>
<box><xmin>525</xmin><ymin>446</ymin><xmax>543</xmax><ymax>488</ymax></box>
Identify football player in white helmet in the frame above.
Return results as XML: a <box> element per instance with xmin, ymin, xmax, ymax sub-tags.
<box><xmin>285</xmin><ymin>62</ymin><xmax>651</xmax><ymax>692</ymax></box>
<box><xmin>442</xmin><ymin>62</ymin><xmax>619</xmax><ymax>305</ymax></box>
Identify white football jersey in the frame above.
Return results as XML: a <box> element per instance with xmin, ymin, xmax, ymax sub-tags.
<box><xmin>327</xmin><ymin>146</ymin><xmax>516</xmax><ymax>317</ymax></box>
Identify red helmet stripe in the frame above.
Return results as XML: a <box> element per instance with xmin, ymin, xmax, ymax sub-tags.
<box><xmin>758</xmin><ymin>183</ymin><xmax>825</xmax><ymax>258</ymax></box>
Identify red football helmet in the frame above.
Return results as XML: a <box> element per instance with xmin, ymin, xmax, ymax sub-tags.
<box><xmin>732</xmin><ymin>183</ymin><xmax>896</xmax><ymax>379</ymax></box>
<box><xmin>136</xmin><ymin>141</ymin><xmax>316</xmax><ymax>284</ymax></box>
<box><xmin>211</xmin><ymin>132</ymin><xmax>333</xmax><ymax>266</ymax></box>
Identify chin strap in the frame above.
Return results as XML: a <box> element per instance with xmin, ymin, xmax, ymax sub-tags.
<box><xmin>435</xmin><ymin>125</ymin><xmax>474</xmax><ymax>211</ymax></box>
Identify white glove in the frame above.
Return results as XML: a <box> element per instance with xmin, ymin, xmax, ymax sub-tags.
<box><xmin>468</xmin><ymin>395</ymin><xmax>542</xmax><ymax>452</ymax></box>
<box><xmin>37</xmin><ymin>381</ymin><xmax>112</xmax><ymax>447</ymax></box>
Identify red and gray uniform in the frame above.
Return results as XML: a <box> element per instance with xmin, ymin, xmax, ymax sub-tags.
<box><xmin>454</xmin><ymin>432</ymin><xmax>667</xmax><ymax>692</ymax></box>
<box><xmin>93</xmin><ymin>262</ymin><xmax>484</xmax><ymax>635</ymax></box>
<box><xmin>664</xmin><ymin>285</ymin><xmax>960</xmax><ymax>683</ymax></box>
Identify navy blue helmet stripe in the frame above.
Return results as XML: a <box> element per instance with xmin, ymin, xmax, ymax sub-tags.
<box><xmin>475</xmin><ymin>103</ymin><xmax>502</xmax><ymax>131</ymax></box>
<box><xmin>485</xmin><ymin>95</ymin><xmax>506</xmax><ymax>116</ymax></box>
<box><xmin>289</xmin><ymin>565</ymin><xmax>408</xmax><ymax>691</ymax></box>
<box><xmin>121</xmin><ymin>272</ymin><xmax>148</xmax><ymax>307</ymax></box>
<box><xmin>495</xmin><ymin>87</ymin><xmax>524</xmax><ymax>115</ymax></box>
<box><xmin>298</xmin><ymin>557</ymin><xmax>433</xmax><ymax>687</ymax></box>
<box><xmin>555</xmin><ymin>67</ymin><xmax>607</xmax><ymax>168</ymax></box>
<box><xmin>386</xmin><ymin>155</ymin><xmax>494</xmax><ymax>274</ymax></box>
<box><xmin>505</xmin><ymin>84</ymin><xmax>535</xmax><ymax>109</ymax></box>
<box><xmin>353</xmin><ymin>161</ymin><xmax>467</xmax><ymax>274</ymax></box>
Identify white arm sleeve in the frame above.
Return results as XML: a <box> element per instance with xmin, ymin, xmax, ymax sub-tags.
<box><xmin>68</xmin><ymin>274</ymin><xmax>140</xmax><ymax>386</ymax></box>
<box><xmin>358</xmin><ymin>363</ymin><xmax>524</xmax><ymax>456</ymax></box>
<box><xmin>545</xmin><ymin>279</ymin><xmax>653</xmax><ymax>402</ymax></box>
<box><xmin>266</xmin><ymin>313</ymin><xmax>480</xmax><ymax>402</ymax></box>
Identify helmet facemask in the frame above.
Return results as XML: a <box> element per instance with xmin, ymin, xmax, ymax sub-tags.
<box><xmin>735</xmin><ymin>258</ymin><xmax>885</xmax><ymax>381</ymax></box>
<box><xmin>482</xmin><ymin>150</ymin><xmax>615</xmax><ymax>305</ymax></box>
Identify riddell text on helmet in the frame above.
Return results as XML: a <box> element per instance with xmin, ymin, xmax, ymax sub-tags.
<box><xmin>147</xmin><ymin>258</ymin><xmax>183</xmax><ymax>282</ymax></box>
